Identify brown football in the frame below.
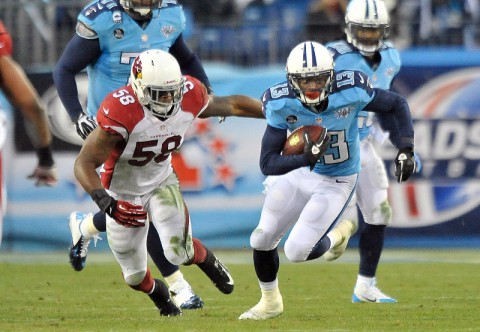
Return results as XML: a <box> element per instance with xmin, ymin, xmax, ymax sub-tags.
<box><xmin>282</xmin><ymin>125</ymin><xmax>327</xmax><ymax>156</ymax></box>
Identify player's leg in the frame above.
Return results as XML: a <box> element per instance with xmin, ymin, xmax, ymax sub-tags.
<box><xmin>146</xmin><ymin>224</ymin><xmax>204</xmax><ymax>309</ymax></box>
<box><xmin>106</xmin><ymin>213</ymin><xmax>181</xmax><ymax>317</ymax></box>
<box><xmin>148</xmin><ymin>173</ymin><xmax>233</xmax><ymax>295</ymax></box>
<box><xmin>284</xmin><ymin>173</ymin><xmax>357</xmax><ymax>263</ymax></box>
<box><xmin>353</xmin><ymin>142</ymin><xmax>396</xmax><ymax>303</ymax></box>
<box><xmin>239</xmin><ymin>172</ymin><xmax>307</xmax><ymax>320</ymax></box>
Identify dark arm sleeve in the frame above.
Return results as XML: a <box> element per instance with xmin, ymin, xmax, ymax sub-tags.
<box><xmin>367</xmin><ymin>88</ymin><xmax>414</xmax><ymax>149</ymax></box>
<box><xmin>52</xmin><ymin>34</ymin><xmax>101</xmax><ymax>121</ymax></box>
<box><xmin>169</xmin><ymin>34</ymin><xmax>213</xmax><ymax>94</ymax></box>
<box><xmin>259</xmin><ymin>124</ymin><xmax>310</xmax><ymax>175</ymax></box>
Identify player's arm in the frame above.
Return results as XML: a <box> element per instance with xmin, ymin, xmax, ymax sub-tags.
<box><xmin>200</xmin><ymin>95</ymin><xmax>265</xmax><ymax>119</ymax></box>
<box><xmin>367</xmin><ymin>88</ymin><xmax>416</xmax><ymax>182</ymax></box>
<box><xmin>74</xmin><ymin>127</ymin><xmax>119</xmax><ymax>193</ymax></box>
<box><xmin>53</xmin><ymin>33</ymin><xmax>101</xmax><ymax>121</ymax></box>
<box><xmin>0</xmin><ymin>51</ymin><xmax>57</xmax><ymax>186</ymax></box>
<box><xmin>259</xmin><ymin>124</ymin><xmax>311</xmax><ymax>175</ymax></box>
<box><xmin>170</xmin><ymin>34</ymin><xmax>213</xmax><ymax>94</ymax></box>
<box><xmin>75</xmin><ymin>127</ymin><xmax>147</xmax><ymax>227</ymax></box>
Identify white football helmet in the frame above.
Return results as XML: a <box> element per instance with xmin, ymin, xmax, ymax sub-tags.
<box><xmin>130</xmin><ymin>49</ymin><xmax>185</xmax><ymax>119</ymax></box>
<box><xmin>120</xmin><ymin>0</ymin><xmax>162</xmax><ymax>18</ymax></box>
<box><xmin>286</xmin><ymin>41</ymin><xmax>334</xmax><ymax>107</ymax></box>
<box><xmin>345</xmin><ymin>0</ymin><xmax>390</xmax><ymax>56</ymax></box>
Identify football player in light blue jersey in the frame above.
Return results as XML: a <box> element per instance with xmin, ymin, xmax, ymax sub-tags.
<box><xmin>53</xmin><ymin>0</ymin><xmax>213</xmax><ymax>310</ymax></box>
<box><xmin>325</xmin><ymin>0</ymin><xmax>414</xmax><ymax>304</ymax></box>
<box><xmin>239</xmin><ymin>41</ymin><xmax>416</xmax><ymax>320</ymax></box>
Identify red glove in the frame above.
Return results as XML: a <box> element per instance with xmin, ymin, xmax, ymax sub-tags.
<box><xmin>91</xmin><ymin>189</ymin><xmax>147</xmax><ymax>228</ymax></box>
<box><xmin>111</xmin><ymin>200</ymin><xmax>148</xmax><ymax>228</ymax></box>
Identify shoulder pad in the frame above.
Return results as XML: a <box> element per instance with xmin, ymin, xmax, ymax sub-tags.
<box><xmin>162</xmin><ymin>0</ymin><xmax>180</xmax><ymax>8</ymax></box>
<box><xmin>326</xmin><ymin>40</ymin><xmax>353</xmax><ymax>58</ymax></box>
<box><xmin>81</xmin><ymin>0</ymin><xmax>121</xmax><ymax>21</ymax></box>
<box><xmin>76</xmin><ymin>21</ymin><xmax>98</xmax><ymax>39</ymax></box>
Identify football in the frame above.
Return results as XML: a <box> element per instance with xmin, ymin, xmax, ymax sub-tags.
<box><xmin>282</xmin><ymin>125</ymin><xmax>327</xmax><ymax>156</ymax></box>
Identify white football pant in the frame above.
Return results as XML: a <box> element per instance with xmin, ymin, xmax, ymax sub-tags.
<box><xmin>251</xmin><ymin>168</ymin><xmax>357</xmax><ymax>262</ymax></box>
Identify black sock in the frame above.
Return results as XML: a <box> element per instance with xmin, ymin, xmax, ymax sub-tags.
<box><xmin>359</xmin><ymin>224</ymin><xmax>386</xmax><ymax>277</ymax></box>
<box><xmin>93</xmin><ymin>211</ymin><xmax>106</xmax><ymax>232</ymax></box>
<box><xmin>253</xmin><ymin>248</ymin><xmax>279</xmax><ymax>282</ymax></box>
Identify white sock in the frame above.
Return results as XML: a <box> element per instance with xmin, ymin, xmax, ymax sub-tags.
<box><xmin>164</xmin><ymin>270</ymin><xmax>184</xmax><ymax>287</ymax></box>
<box><xmin>79</xmin><ymin>214</ymin><xmax>98</xmax><ymax>239</ymax></box>
<box><xmin>259</xmin><ymin>278</ymin><xmax>278</xmax><ymax>292</ymax></box>
<box><xmin>356</xmin><ymin>275</ymin><xmax>374</xmax><ymax>287</ymax></box>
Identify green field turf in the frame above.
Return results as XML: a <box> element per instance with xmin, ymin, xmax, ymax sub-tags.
<box><xmin>1</xmin><ymin>249</ymin><xmax>479</xmax><ymax>331</ymax></box>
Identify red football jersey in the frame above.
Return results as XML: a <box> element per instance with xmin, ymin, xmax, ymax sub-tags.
<box><xmin>96</xmin><ymin>75</ymin><xmax>209</xmax><ymax>196</ymax></box>
<box><xmin>0</xmin><ymin>21</ymin><xmax>13</xmax><ymax>57</ymax></box>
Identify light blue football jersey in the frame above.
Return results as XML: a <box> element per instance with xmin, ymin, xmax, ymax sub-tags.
<box><xmin>326</xmin><ymin>40</ymin><xmax>401</xmax><ymax>140</ymax></box>
<box><xmin>263</xmin><ymin>70</ymin><xmax>374</xmax><ymax>176</ymax></box>
<box><xmin>78</xmin><ymin>0</ymin><xmax>185</xmax><ymax>116</ymax></box>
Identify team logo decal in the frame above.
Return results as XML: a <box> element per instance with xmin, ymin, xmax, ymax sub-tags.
<box><xmin>113</xmin><ymin>29</ymin><xmax>124</xmax><ymax>39</ymax></box>
<box><xmin>315</xmin><ymin>117</ymin><xmax>322</xmax><ymax>124</ymax></box>
<box><xmin>141</xmin><ymin>34</ymin><xmax>148</xmax><ymax>42</ymax></box>
<box><xmin>161</xmin><ymin>26</ymin><xmax>175</xmax><ymax>37</ymax></box>
<box><xmin>334</xmin><ymin>106</ymin><xmax>353</xmax><ymax>119</ymax></box>
<box><xmin>286</xmin><ymin>115</ymin><xmax>297</xmax><ymax>124</ymax></box>
<box><xmin>132</xmin><ymin>57</ymin><xmax>142</xmax><ymax>79</ymax></box>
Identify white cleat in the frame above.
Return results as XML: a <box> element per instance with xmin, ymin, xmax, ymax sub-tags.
<box><xmin>169</xmin><ymin>280</ymin><xmax>204</xmax><ymax>309</ymax></box>
<box><xmin>352</xmin><ymin>278</ymin><xmax>397</xmax><ymax>303</ymax></box>
<box><xmin>239</xmin><ymin>292</ymin><xmax>283</xmax><ymax>320</ymax></box>
<box><xmin>323</xmin><ymin>219</ymin><xmax>357</xmax><ymax>261</ymax></box>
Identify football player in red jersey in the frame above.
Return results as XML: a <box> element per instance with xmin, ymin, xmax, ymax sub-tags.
<box><xmin>0</xmin><ymin>20</ymin><xmax>57</xmax><ymax>247</ymax></box>
<box><xmin>73</xmin><ymin>49</ymin><xmax>263</xmax><ymax>316</ymax></box>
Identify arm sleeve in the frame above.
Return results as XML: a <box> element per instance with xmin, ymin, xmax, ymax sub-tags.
<box><xmin>169</xmin><ymin>34</ymin><xmax>213</xmax><ymax>94</ymax></box>
<box><xmin>259</xmin><ymin>124</ymin><xmax>309</xmax><ymax>175</ymax></box>
<box><xmin>367</xmin><ymin>88</ymin><xmax>414</xmax><ymax>149</ymax></box>
<box><xmin>52</xmin><ymin>34</ymin><xmax>101</xmax><ymax>121</ymax></box>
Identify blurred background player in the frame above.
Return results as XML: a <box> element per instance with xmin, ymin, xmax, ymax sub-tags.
<box><xmin>326</xmin><ymin>0</ymin><xmax>421</xmax><ymax>303</ymax></box>
<box><xmin>0</xmin><ymin>20</ymin><xmax>57</xmax><ymax>247</ymax></box>
<box><xmin>53</xmin><ymin>0</ymin><xmax>214</xmax><ymax>309</ymax></box>
<box><xmin>239</xmin><ymin>41</ymin><xmax>417</xmax><ymax>320</ymax></box>
<box><xmin>74</xmin><ymin>49</ymin><xmax>264</xmax><ymax>317</ymax></box>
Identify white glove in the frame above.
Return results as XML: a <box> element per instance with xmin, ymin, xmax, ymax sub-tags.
<box><xmin>76</xmin><ymin>112</ymin><xmax>97</xmax><ymax>140</ymax></box>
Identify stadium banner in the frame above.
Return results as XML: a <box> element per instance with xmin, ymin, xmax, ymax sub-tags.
<box><xmin>3</xmin><ymin>48</ymin><xmax>480</xmax><ymax>251</ymax></box>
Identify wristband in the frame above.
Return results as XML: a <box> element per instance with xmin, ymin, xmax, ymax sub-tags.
<box><xmin>90</xmin><ymin>189</ymin><xmax>113</xmax><ymax>214</ymax></box>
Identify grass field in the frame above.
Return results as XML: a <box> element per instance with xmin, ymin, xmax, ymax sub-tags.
<box><xmin>1</xmin><ymin>249</ymin><xmax>480</xmax><ymax>331</ymax></box>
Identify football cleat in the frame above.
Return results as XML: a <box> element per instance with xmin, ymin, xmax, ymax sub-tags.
<box><xmin>352</xmin><ymin>278</ymin><xmax>397</xmax><ymax>303</ymax></box>
<box><xmin>323</xmin><ymin>219</ymin><xmax>357</xmax><ymax>261</ymax></box>
<box><xmin>158</xmin><ymin>298</ymin><xmax>183</xmax><ymax>317</ymax></box>
<box><xmin>239</xmin><ymin>290</ymin><xmax>283</xmax><ymax>320</ymax></box>
<box><xmin>68</xmin><ymin>211</ymin><xmax>93</xmax><ymax>271</ymax></box>
<box><xmin>198</xmin><ymin>248</ymin><xmax>234</xmax><ymax>294</ymax></box>
<box><xmin>150</xmin><ymin>279</ymin><xmax>183</xmax><ymax>317</ymax></box>
<box><xmin>169</xmin><ymin>280</ymin><xmax>204</xmax><ymax>309</ymax></box>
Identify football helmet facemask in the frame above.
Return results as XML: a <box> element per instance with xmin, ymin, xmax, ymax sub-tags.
<box><xmin>120</xmin><ymin>0</ymin><xmax>162</xmax><ymax>19</ymax></box>
<box><xmin>130</xmin><ymin>49</ymin><xmax>185</xmax><ymax>119</ymax></box>
<box><xmin>345</xmin><ymin>0</ymin><xmax>390</xmax><ymax>56</ymax></box>
<box><xmin>286</xmin><ymin>41</ymin><xmax>334</xmax><ymax>107</ymax></box>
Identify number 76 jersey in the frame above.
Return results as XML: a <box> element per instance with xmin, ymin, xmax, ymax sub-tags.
<box><xmin>96</xmin><ymin>75</ymin><xmax>209</xmax><ymax>196</ymax></box>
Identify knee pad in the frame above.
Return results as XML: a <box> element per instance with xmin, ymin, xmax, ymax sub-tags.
<box><xmin>284</xmin><ymin>238</ymin><xmax>307</xmax><ymax>263</ymax></box>
<box><xmin>124</xmin><ymin>270</ymin><xmax>147</xmax><ymax>287</ymax></box>
<box><xmin>250</xmin><ymin>227</ymin><xmax>280</xmax><ymax>251</ymax></box>
<box><xmin>367</xmin><ymin>199</ymin><xmax>392</xmax><ymax>226</ymax></box>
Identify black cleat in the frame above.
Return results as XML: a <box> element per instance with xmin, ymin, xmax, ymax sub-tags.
<box><xmin>149</xmin><ymin>279</ymin><xmax>182</xmax><ymax>317</ymax></box>
<box><xmin>198</xmin><ymin>248</ymin><xmax>234</xmax><ymax>294</ymax></box>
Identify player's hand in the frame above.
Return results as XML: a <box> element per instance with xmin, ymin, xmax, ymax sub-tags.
<box><xmin>303</xmin><ymin>132</ymin><xmax>330</xmax><ymax>171</ymax></box>
<box><xmin>110</xmin><ymin>200</ymin><xmax>148</xmax><ymax>228</ymax></box>
<box><xmin>91</xmin><ymin>189</ymin><xmax>147</xmax><ymax>228</ymax></box>
<box><xmin>394</xmin><ymin>147</ymin><xmax>416</xmax><ymax>183</ymax></box>
<box><xmin>76</xmin><ymin>112</ymin><xmax>97</xmax><ymax>140</ymax></box>
<box><xmin>27</xmin><ymin>165</ymin><xmax>58</xmax><ymax>187</ymax></box>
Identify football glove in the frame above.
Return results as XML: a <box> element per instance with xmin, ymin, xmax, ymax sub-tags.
<box><xmin>76</xmin><ymin>112</ymin><xmax>97</xmax><ymax>140</ymax></box>
<box><xmin>27</xmin><ymin>165</ymin><xmax>58</xmax><ymax>187</ymax></box>
<box><xmin>91</xmin><ymin>189</ymin><xmax>147</xmax><ymax>228</ymax></box>
<box><xmin>394</xmin><ymin>147</ymin><xmax>416</xmax><ymax>183</ymax></box>
<box><xmin>303</xmin><ymin>131</ymin><xmax>330</xmax><ymax>171</ymax></box>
